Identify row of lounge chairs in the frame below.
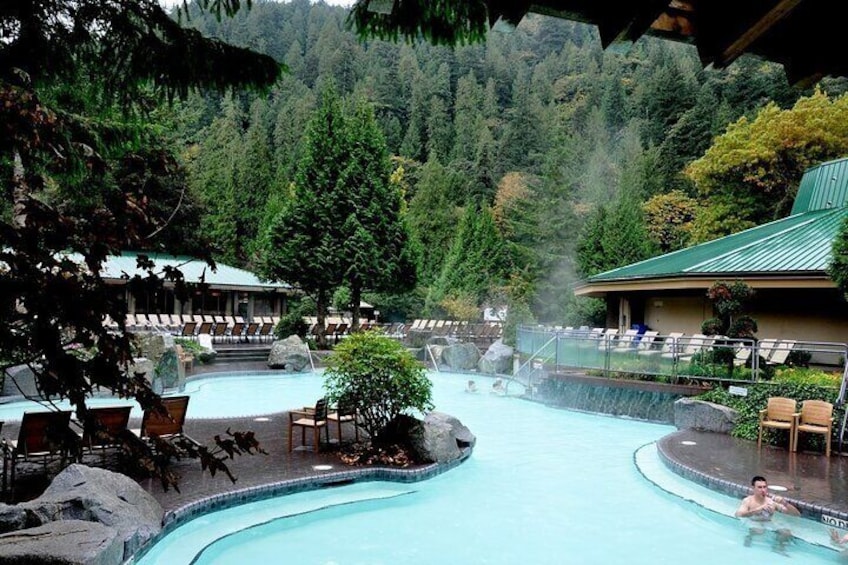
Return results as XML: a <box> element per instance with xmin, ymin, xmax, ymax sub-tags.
<box><xmin>0</xmin><ymin>397</ymin><xmax>196</xmax><ymax>501</ymax></box>
<box><xmin>564</xmin><ymin>327</ymin><xmax>797</xmax><ymax>366</ymax></box>
<box><xmin>107</xmin><ymin>314</ymin><xmax>281</xmax><ymax>343</ymax></box>
<box><xmin>408</xmin><ymin>320</ymin><xmax>504</xmax><ymax>340</ymax></box>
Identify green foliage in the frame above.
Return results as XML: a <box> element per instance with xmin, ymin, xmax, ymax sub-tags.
<box><xmin>576</xmin><ymin>197</ymin><xmax>657</xmax><ymax>277</ymax></box>
<box><xmin>772</xmin><ymin>367</ymin><xmax>842</xmax><ymax>387</ymax></box>
<box><xmin>703</xmin><ymin>280</ymin><xmax>756</xmax><ymax>339</ymax></box>
<box><xmin>274</xmin><ymin>311</ymin><xmax>310</xmax><ymax>340</ymax></box>
<box><xmin>687</xmin><ymin>89</ymin><xmax>848</xmax><ymax>242</ymax></box>
<box><xmin>428</xmin><ymin>203</ymin><xmax>511</xmax><ymax>309</ymax></box>
<box><xmin>642</xmin><ymin>190</ymin><xmax>697</xmax><ymax>252</ymax></box>
<box><xmin>828</xmin><ymin>214</ymin><xmax>848</xmax><ymax>299</ymax></box>
<box><xmin>323</xmin><ymin>332</ymin><xmax>434</xmax><ymax>443</ymax></box>
<box><xmin>1</xmin><ymin>0</ymin><xmax>283</xmax><ymax>490</ymax></box>
<box><xmin>503</xmin><ymin>300</ymin><xmax>536</xmax><ymax>347</ymax></box>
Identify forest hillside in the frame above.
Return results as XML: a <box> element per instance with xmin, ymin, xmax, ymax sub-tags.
<box><xmin>162</xmin><ymin>0</ymin><xmax>848</xmax><ymax>328</ymax></box>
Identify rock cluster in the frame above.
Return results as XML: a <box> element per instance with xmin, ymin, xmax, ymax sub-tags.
<box><xmin>0</xmin><ymin>464</ymin><xmax>163</xmax><ymax>565</ymax></box>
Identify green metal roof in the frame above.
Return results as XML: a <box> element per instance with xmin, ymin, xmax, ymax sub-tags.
<box><xmin>791</xmin><ymin>157</ymin><xmax>848</xmax><ymax>214</ymax></box>
<box><xmin>95</xmin><ymin>251</ymin><xmax>290</xmax><ymax>291</ymax></box>
<box><xmin>588</xmin><ymin>206</ymin><xmax>848</xmax><ymax>282</ymax></box>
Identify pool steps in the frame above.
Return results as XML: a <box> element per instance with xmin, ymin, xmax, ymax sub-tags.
<box><xmin>134</xmin><ymin>483</ymin><xmax>416</xmax><ymax>564</ymax></box>
<box><xmin>635</xmin><ymin>443</ymin><xmax>839</xmax><ymax>554</ymax></box>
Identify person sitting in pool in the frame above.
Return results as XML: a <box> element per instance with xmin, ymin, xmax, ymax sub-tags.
<box><xmin>735</xmin><ymin>475</ymin><xmax>799</xmax><ymax>520</ymax></box>
<box><xmin>491</xmin><ymin>378</ymin><xmax>505</xmax><ymax>395</ymax></box>
<box><xmin>465</xmin><ymin>380</ymin><xmax>478</xmax><ymax>393</ymax></box>
<box><xmin>736</xmin><ymin>475</ymin><xmax>799</xmax><ymax>553</ymax></box>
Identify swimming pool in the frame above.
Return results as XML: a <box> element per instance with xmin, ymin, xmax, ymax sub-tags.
<box><xmin>0</xmin><ymin>371</ymin><xmax>328</xmax><ymax>421</ymax></box>
<box><xmin>134</xmin><ymin>371</ymin><xmax>837</xmax><ymax>564</ymax></box>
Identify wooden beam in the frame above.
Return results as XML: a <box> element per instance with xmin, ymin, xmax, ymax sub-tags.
<box><xmin>715</xmin><ymin>0</ymin><xmax>804</xmax><ymax>68</ymax></box>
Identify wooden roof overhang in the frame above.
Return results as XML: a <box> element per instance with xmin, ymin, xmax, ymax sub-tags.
<box><xmin>354</xmin><ymin>0</ymin><xmax>845</xmax><ymax>84</ymax></box>
<box><xmin>574</xmin><ymin>271</ymin><xmax>836</xmax><ymax>298</ymax></box>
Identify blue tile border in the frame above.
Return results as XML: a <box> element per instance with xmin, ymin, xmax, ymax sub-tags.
<box><xmin>129</xmin><ymin>446</ymin><xmax>472</xmax><ymax>563</ymax></box>
<box><xmin>655</xmin><ymin>436</ymin><xmax>848</xmax><ymax>527</ymax></box>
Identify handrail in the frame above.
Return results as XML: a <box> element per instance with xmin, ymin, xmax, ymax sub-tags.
<box><xmin>425</xmin><ymin>344</ymin><xmax>440</xmax><ymax>372</ymax></box>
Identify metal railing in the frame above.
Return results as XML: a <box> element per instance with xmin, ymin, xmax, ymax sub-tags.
<box><xmin>516</xmin><ymin>326</ymin><xmax>848</xmax><ymax>384</ymax></box>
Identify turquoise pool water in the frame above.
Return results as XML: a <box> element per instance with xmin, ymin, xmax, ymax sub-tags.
<box><xmin>0</xmin><ymin>372</ymin><xmax>326</xmax><ymax>421</ymax></box>
<box><xmin>135</xmin><ymin>371</ymin><xmax>837</xmax><ymax>564</ymax></box>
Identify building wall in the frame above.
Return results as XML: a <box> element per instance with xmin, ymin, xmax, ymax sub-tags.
<box><xmin>642</xmin><ymin>295</ymin><xmax>712</xmax><ymax>335</ymax></box>
<box><xmin>618</xmin><ymin>287</ymin><xmax>848</xmax><ymax>365</ymax></box>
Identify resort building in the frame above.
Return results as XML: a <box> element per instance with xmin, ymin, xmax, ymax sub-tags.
<box><xmin>574</xmin><ymin>157</ymin><xmax>848</xmax><ymax>345</ymax></box>
<box><xmin>96</xmin><ymin>251</ymin><xmax>294</xmax><ymax>320</ymax></box>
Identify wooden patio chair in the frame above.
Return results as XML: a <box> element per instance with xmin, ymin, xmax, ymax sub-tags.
<box><xmin>758</xmin><ymin>397</ymin><xmax>797</xmax><ymax>451</ymax></box>
<box><xmin>131</xmin><ymin>396</ymin><xmax>199</xmax><ymax>448</ymax></box>
<box><xmin>196</xmin><ymin>321</ymin><xmax>213</xmax><ymax>336</ymax></box>
<box><xmin>288</xmin><ymin>398</ymin><xmax>329</xmax><ymax>452</ymax></box>
<box><xmin>79</xmin><ymin>406</ymin><xmax>132</xmax><ymax>463</ymax></box>
<box><xmin>175</xmin><ymin>344</ymin><xmax>193</xmax><ymax>373</ymax></box>
<box><xmin>792</xmin><ymin>399</ymin><xmax>834</xmax><ymax>456</ymax></box>
<box><xmin>2</xmin><ymin>410</ymin><xmax>74</xmax><ymax>499</ymax></box>
<box><xmin>327</xmin><ymin>397</ymin><xmax>359</xmax><ymax>444</ymax></box>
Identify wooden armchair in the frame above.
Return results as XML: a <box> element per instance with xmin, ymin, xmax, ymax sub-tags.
<box><xmin>792</xmin><ymin>400</ymin><xmax>834</xmax><ymax>456</ymax></box>
<box><xmin>328</xmin><ymin>397</ymin><xmax>359</xmax><ymax>443</ymax></box>
<box><xmin>758</xmin><ymin>397</ymin><xmax>797</xmax><ymax>450</ymax></box>
<box><xmin>288</xmin><ymin>398</ymin><xmax>329</xmax><ymax>452</ymax></box>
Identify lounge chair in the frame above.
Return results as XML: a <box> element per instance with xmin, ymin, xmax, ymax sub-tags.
<box><xmin>288</xmin><ymin>398</ymin><xmax>329</xmax><ymax>452</ymax></box>
<box><xmin>678</xmin><ymin>334</ymin><xmax>714</xmax><ymax>363</ymax></box>
<box><xmin>228</xmin><ymin>321</ymin><xmax>246</xmax><ymax>343</ymax></box>
<box><xmin>258</xmin><ymin>322</ymin><xmax>275</xmax><ymax>342</ymax></box>
<box><xmin>756</xmin><ymin>338</ymin><xmax>779</xmax><ymax>362</ymax></box>
<box><xmin>79</xmin><ymin>406</ymin><xmax>132</xmax><ymax>463</ymax></box>
<box><xmin>131</xmin><ymin>396</ymin><xmax>199</xmax><ymax>448</ymax></box>
<box><xmin>211</xmin><ymin>321</ymin><xmax>229</xmax><ymax>343</ymax></box>
<box><xmin>243</xmin><ymin>322</ymin><xmax>261</xmax><ymax>342</ymax></box>
<box><xmin>636</xmin><ymin>330</ymin><xmax>660</xmax><ymax>351</ymax></box>
<box><xmin>196</xmin><ymin>321</ymin><xmax>213</xmax><ymax>336</ymax></box>
<box><xmin>334</xmin><ymin>323</ymin><xmax>348</xmax><ymax>343</ymax></box>
<box><xmin>758</xmin><ymin>397</ymin><xmax>796</xmax><ymax>451</ymax></box>
<box><xmin>650</xmin><ymin>332</ymin><xmax>684</xmax><ymax>358</ymax></box>
<box><xmin>792</xmin><ymin>399</ymin><xmax>834</xmax><ymax>456</ymax></box>
<box><xmin>596</xmin><ymin>328</ymin><xmax>619</xmax><ymax>351</ymax></box>
<box><xmin>611</xmin><ymin>329</ymin><xmax>639</xmax><ymax>353</ymax></box>
<box><xmin>179</xmin><ymin>320</ymin><xmax>198</xmax><ymax>339</ymax></box>
<box><xmin>2</xmin><ymin>410</ymin><xmax>74</xmax><ymax>499</ymax></box>
<box><xmin>767</xmin><ymin>340</ymin><xmax>796</xmax><ymax>366</ymax></box>
<box><xmin>733</xmin><ymin>344</ymin><xmax>753</xmax><ymax>366</ymax></box>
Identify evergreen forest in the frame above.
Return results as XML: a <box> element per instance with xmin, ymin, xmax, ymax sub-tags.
<box><xmin>158</xmin><ymin>0</ymin><xmax>848</xmax><ymax>330</ymax></box>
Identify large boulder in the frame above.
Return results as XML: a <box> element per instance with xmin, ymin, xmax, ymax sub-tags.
<box><xmin>24</xmin><ymin>464</ymin><xmax>163</xmax><ymax>561</ymax></box>
<box><xmin>477</xmin><ymin>339</ymin><xmax>514</xmax><ymax>375</ymax></box>
<box><xmin>2</xmin><ymin>365</ymin><xmax>38</xmax><ymax>397</ymax></box>
<box><xmin>132</xmin><ymin>332</ymin><xmax>186</xmax><ymax>391</ymax></box>
<box><xmin>440</xmin><ymin>343</ymin><xmax>480</xmax><ymax>371</ymax></box>
<box><xmin>0</xmin><ymin>520</ymin><xmax>123</xmax><ymax>565</ymax></box>
<box><xmin>409</xmin><ymin>411</ymin><xmax>476</xmax><ymax>463</ymax></box>
<box><xmin>673</xmin><ymin>398</ymin><xmax>739</xmax><ymax>433</ymax></box>
<box><xmin>268</xmin><ymin>335</ymin><xmax>311</xmax><ymax>371</ymax></box>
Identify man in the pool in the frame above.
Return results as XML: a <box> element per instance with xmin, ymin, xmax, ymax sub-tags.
<box><xmin>735</xmin><ymin>475</ymin><xmax>800</xmax><ymax>519</ymax></box>
<box><xmin>735</xmin><ymin>475</ymin><xmax>799</xmax><ymax>554</ymax></box>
